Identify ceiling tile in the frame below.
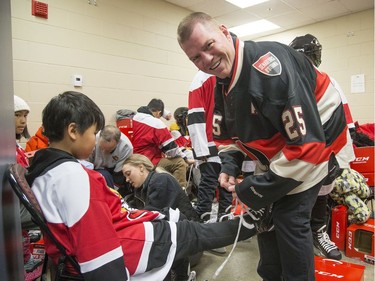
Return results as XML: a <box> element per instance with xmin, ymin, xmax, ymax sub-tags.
<box><xmin>164</xmin><ymin>0</ymin><xmax>374</xmax><ymax>39</ymax></box>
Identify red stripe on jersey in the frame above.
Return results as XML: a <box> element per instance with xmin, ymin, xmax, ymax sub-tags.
<box><xmin>314</xmin><ymin>70</ymin><xmax>331</xmax><ymax>103</ymax></box>
<box><xmin>283</xmin><ymin>127</ymin><xmax>348</xmax><ymax>164</ymax></box>
<box><xmin>240</xmin><ymin>132</ymin><xmax>285</xmax><ymax>161</ymax></box>
<box><xmin>188</xmin><ymin>73</ymin><xmax>216</xmax><ymax>143</ymax></box>
<box><xmin>343</xmin><ymin>103</ymin><xmax>354</xmax><ymax>126</ymax></box>
<box><xmin>214</xmin><ymin>138</ymin><xmax>235</xmax><ymax>147</ymax></box>
<box><xmin>283</xmin><ymin>142</ymin><xmax>326</xmax><ymax>164</ymax></box>
<box><xmin>227</xmin><ymin>38</ymin><xmax>240</xmax><ymax>95</ymax></box>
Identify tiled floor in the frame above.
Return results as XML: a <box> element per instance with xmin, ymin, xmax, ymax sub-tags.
<box><xmin>192</xmin><ymin>236</ymin><xmax>374</xmax><ymax>281</ymax></box>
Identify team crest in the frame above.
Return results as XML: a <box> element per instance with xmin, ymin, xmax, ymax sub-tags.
<box><xmin>252</xmin><ymin>52</ymin><xmax>282</xmax><ymax>76</ymax></box>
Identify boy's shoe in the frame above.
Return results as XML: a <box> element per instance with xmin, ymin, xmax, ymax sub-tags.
<box><xmin>241</xmin><ymin>203</ymin><xmax>274</xmax><ymax>233</ymax></box>
<box><xmin>313</xmin><ymin>225</ymin><xmax>342</xmax><ymax>260</ymax></box>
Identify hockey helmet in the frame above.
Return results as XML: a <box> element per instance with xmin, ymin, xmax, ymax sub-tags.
<box><xmin>289</xmin><ymin>34</ymin><xmax>322</xmax><ymax>67</ymax></box>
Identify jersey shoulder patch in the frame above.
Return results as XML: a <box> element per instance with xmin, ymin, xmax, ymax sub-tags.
<box><xmin>252</xmin><ymin>52</ymin><xmax>282</xmax><ymax>76</ymax></box>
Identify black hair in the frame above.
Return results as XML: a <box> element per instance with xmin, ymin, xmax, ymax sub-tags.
<box><xmin>42</xmin><ymin>91</ymin><xmax>105</xmax><ymax>142</ymax></box>
<box><xmin>174</xmin><ymin>107</ymin><xmax>189</xmax><ymax>136</ymax></box>
<box><xmin>16</xmin><ymin>126</ymin><xmax>30</xmax><ymax>140</ymax></box>
<box><xmin>147</xmin><ymin>98</ymin><xmax>164</xmax><ymax>115</ymax></box>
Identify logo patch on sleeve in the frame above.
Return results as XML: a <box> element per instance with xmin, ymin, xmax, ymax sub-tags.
<box><xmin>252</xmin><ymin>52</ymin><xmax>282</xmax><ymax>76</ymax></box>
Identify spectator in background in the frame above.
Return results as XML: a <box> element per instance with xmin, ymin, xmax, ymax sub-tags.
<box><xmin>14</xmin><ymin>95</ymin><xmax>44</xmax><ymax>276</ymax></box>
<box><xmin>170</xmin><ymin>107</ymin><xmax>196</xmax><ymax>160</ymax></box>
<box><xmin>162</xmin><ymin>108</ymin><xmax>172</xmax><ymax>121</ymax></box>
<box><xmin>15</xmin><ymin>95</ymin><xmax>31</xmax><ymax>168</ymax></box>
<box><xmin>25</xmin><ymin>125</ymin><xmax>49</xmax><ymax>152</ymax></box>
<box><xmin>170</xmin><ymin>107</ymin><xmax>191</xmax><ymax>148</ymax></box>
<box><xmin>290</xmin><ymin>33</ymin><xmax>355</xmax><ymax>260</ymax></box>
<box><xmin>88</xmin><ymin>125</ymin><xmax>133</xmax><ymax>191</ymax></box>
<box><xmin>132</xmin><ymin>98</ymin><xmax>194</xmax><ymax>188</ymax></box>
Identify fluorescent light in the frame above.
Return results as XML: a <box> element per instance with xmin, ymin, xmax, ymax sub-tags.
<box><xmin>226</xmin><ymin>0</ymin><xmax>269</xmax><ymax>9</ymax></box>
<box><xmin>229</xmin><ymin>19</ymin><xmax>279</xmax><ymax>37</ymax></box>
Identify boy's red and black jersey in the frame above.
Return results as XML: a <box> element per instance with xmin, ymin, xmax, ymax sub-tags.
<box><xmin>26</xmin><ymin>148</ymin><xmax>177</xmax><ymax>281</ymax></box>
<box><xmin>216</xmin><ymin>37</ymin><xmax>353</xmax><ymax>210</ymax></box>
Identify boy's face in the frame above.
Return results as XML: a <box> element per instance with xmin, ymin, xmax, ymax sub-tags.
<box><xmin>72</xmin><ymin>124</ymin><xmax>97</xmax><ymax>160</ymax></box>
<box><xmin>179</xmin><ymin>23</ymin><xmax>235</xmax><ymax>79</ymax></box>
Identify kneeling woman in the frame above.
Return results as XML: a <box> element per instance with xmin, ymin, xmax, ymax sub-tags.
<box><xmin>123</xmin><ymin>154</ymin><xmax>200</xmax><ymax>280</ymax></box>
<box><xmin>122</xmin><ymin>153</ymin><xmax>198</xmax><ymax>221</ymax></box>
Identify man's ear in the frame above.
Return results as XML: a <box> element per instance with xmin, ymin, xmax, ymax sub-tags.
<box><xmin>67</xmin><ymin>123</ymin><xmax>78</xmax><ymax>140</ymax></box>
<box><xmin>219</xmin><ymin>24</ymin><xmax>230</xmax><ymax>36</ymax></box>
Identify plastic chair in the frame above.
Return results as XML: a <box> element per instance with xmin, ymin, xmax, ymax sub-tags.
<box><xmin>6</xmin><ymin>163</ymin><xmax>84</xmax><ymax>281</ymax></box>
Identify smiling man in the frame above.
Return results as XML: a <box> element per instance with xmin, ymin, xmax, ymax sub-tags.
<box><xmin>178</xmin><ymin>12</ymin><xmax>353</xmax><ymax>281</ymax></box>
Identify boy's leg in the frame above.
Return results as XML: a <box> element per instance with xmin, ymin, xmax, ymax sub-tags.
<box><xmin>170</xmin><ymin>257</ymin><xmax>190</xmax><ymax>281</ymax></box>
<box><xmin>174</xmin><ymin>218</ymin><xmax>256</xmax><ymax>261</ymax></box>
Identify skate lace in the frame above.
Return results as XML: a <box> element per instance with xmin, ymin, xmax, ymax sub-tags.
<box><xmin>318</xmin><ymin>231</ymin><xmax>338</xmax><ymax>253</ymax></box>
<box><xmin>213</xmin><ymin>198</ymin><xmax>252</xmax><ymax>280</ymax></box>
<box><xmin>200</xmin><ymin>211</ymin><xmax>217</xmax><ymax>224</ymax></box>
<box><xmin>243</xmin><ymin>206</ymin><xmax>264</xmax><ymax>221</ymax></box>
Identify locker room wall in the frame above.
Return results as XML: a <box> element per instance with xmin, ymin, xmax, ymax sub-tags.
<box><xmin>10</xmin><ymin>0</ymin><xmax>374</xmax><ymax>144</ymax></box>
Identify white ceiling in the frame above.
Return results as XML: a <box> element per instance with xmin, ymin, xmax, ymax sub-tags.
<box><xmin>165</xmin><ymin>0</ymin><xmax>374</xmax><ymax>39</ymax></box>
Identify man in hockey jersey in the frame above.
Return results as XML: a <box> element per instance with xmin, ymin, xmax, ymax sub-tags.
<box><xmin>290</xmin><ymin>33</ymin><xmax>355</xmax><ymax>261</ymax></box>
<box><xmin>177</xmin><ymin>12</ymin><xmax>353</xmax><ymax>281</ymax></box>
<box><xmin>26</xmin><ymin>91</ymin><xmax>259</xmax><ymax>281</ymax></box>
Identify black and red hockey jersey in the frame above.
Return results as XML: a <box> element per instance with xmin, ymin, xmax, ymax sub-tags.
<box><xmin>26</xmin><ymin>148</ymin><xmax>177</xmax><ymax>281</ymax></box>
<box><xmin>216</xmin><ymin>37</ymin><xmax>353</xmax><ymax>210</ymax></box>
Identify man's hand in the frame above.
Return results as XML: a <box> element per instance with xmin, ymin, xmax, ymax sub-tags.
<box><xmin>219</xmin><ymin>172</ymin><xmax>236</xmax><ymax>192</ymax></box>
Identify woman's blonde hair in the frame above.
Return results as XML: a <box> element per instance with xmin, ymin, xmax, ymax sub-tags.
<box><xmin>123</xmin><ymin>154</ymin><xmax>170</xmax><ymax>174</ymax></box>
<box><xmin>123</xmin><ymin>154</ymin><xmax>154</xmax><ymax>171</ymax></box>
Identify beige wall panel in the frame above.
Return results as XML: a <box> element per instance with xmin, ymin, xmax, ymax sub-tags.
<box><xmin>11</xmin><ymin>0</ymin><xmax>373</xmax><ymax>138</ymax></box>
